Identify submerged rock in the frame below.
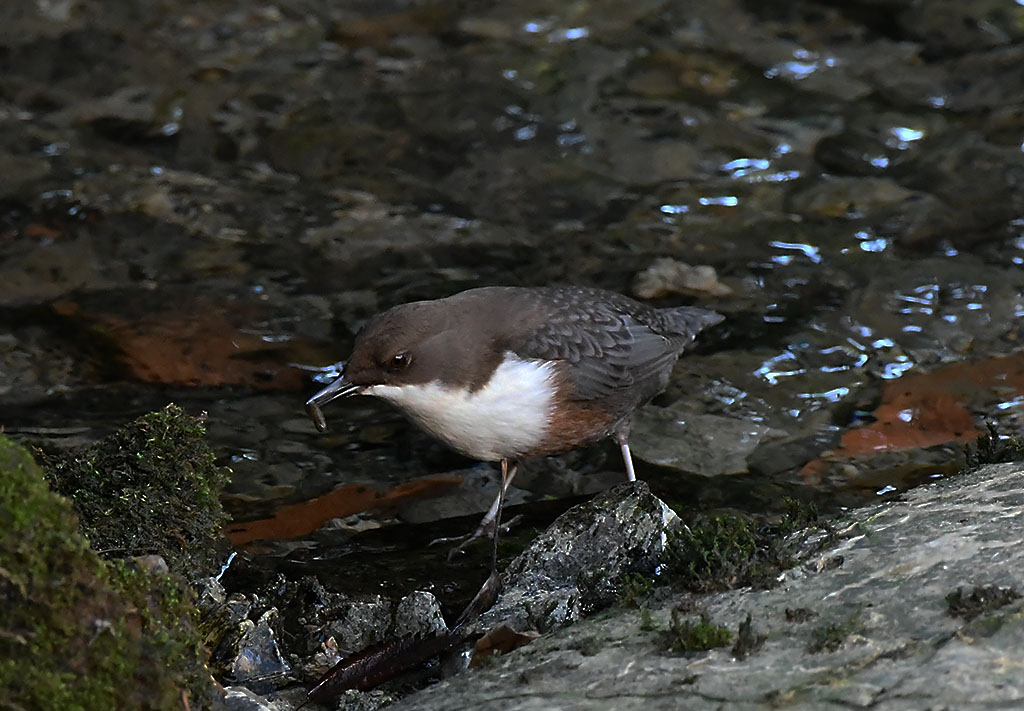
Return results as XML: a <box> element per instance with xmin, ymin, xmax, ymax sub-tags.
<box><xmin>630</xmin><ymin>407</ymin><xmax>785</xmax><ymax>476</ymax></box>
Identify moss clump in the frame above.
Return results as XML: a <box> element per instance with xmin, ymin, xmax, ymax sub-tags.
<box><xmin>618</xmin><ymin>573</ymin><xmax>655</xmax><ymax>609</ymax></box>
<box><xmin>946</xmin><ymin>585</ymin><xmax>1021</xmax><ymax>621</ymax></box>
<box><xmin>731</xmin><ymin>613</ymin><xmax>764</xmax><ymax>660</ymax></box>
<box><xmin>663</xmin><ymin>499</ymin><xmax>822</xmax><ymax>593</ymax></box>
<box><xmin>806</xmin><ymin>611</ymin><xmax>863</xmax><ymax>654</ymax></box>
<box><xmin>38</xmin><ymin>404</ymin><xmax>229</xmax><ymax>579</ymax></box>
<box><xmin>666</xmin><ymin>515</ymin><xmax>759</xmax><ymax>592</ymax></box>
<box><xmin>0</xmin><ymin>436</ymin><xmax>218</xmax><ymax>710</ymax></box>
<box><xmin>665</xmin><ymin>610</ymin><xmax>733</xmax><ymax>653</ymax></box>
<box><xmin>785</xmin><ymin>607</ymin><xmax>818</xmax><ymax>623</ymax></box>
<box><xmin>965</xmin><ymin>422</ymin><xmax>1024</xmax><ymax>466</ymax></box>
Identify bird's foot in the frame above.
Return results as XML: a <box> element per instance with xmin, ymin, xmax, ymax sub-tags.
<box><xmin>430</xmin><ymin>515</ymin><xmax>523</xmax><ymax>562</ymax></box>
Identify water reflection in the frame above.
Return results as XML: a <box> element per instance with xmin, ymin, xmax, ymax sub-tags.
<box><xmin>888</xmin><ymin>127</ymin><xmax>925</xmax><ymax>147</ymax></box>
<box><xmin>721</xmin><ymin>158</ymin><xmax>770</xmax><ymax>177</ymax></box>
<box><xmin>4</xmin><ymin>0</ymin><xmax>1024</xmax><ymax>597</ymax></box>
<box><xmin>698</xmin><ymin>195</ymin><xmax>738</xmax><ymax>206</ymax></box>
<box><xmin>893</xmin><ymin>285</ymin><xmax>938</xmax><ymax>315</ymax></box>
<box><xmin>755</xmin><ymin>351</ymin><xmax>804</xmax><ymax>385</ymax></box>
<box><xmin>720</xmin><ymin>157</ymin><xmax>801</xmax><ymax>183</ymax></box>
<box><xmin>548</xmin><ymin>27</ymin><xmax>589</xmax><ymax>42</ymax></box>
<box><xmin>853</xmin><ymin>229</ymin><xmax>889</xmax><ymax>253</ymax></box>
<box><xmin>660</xmin><ymin>204</ymin><xmax>689</xmax><ymax>215</ymax></box>
<box><xmin>289</xmin><ymin>361</ymin><xmax>346</xmax><ymax>384</ymax></box>
<box><xmin>769</xmin><ymin>241</ymin><xmax>822</xmax><ymax>264</ymax></box>
<box><xmin>797</xmin><ymin>386</ymin><xmax>850</xmax><ymax>403</ymax></box>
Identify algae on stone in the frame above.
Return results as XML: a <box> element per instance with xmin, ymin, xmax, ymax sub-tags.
<box><xmin>664</xmin><ymin>499</ymin><xmax>823</xmax><ymax>593</ymax></box>
<box><xmin>0</xmin><ymin>435</ymin><xmax>219</xmax><ymax>710</ymax></box>
<box><xmin>38</xmin><ymin>404</ymin><xmax>229</xmax><ymax>579</ymax></box>
<box><xmin>665</xmin><ymin>611</ymin><xmax>733</xmax><ymax>653</ymax></box>
<box><xmin>946</xmin><ymin>585</ymin><xmax>1021</xmax><ymax>621</ymax></box>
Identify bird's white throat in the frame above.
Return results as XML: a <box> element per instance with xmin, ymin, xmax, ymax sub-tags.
<box><xmin>365</xmin><ymin>355</ymin><xmax>556</xmax><ymax>461</ymax></box>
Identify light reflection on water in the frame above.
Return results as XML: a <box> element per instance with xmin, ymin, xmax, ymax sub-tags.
<box><xmin>797</xmin><ymin>386</ymin><xmax>850</xmax><ymax>403</ymax></box>
<box><xmin>722</xmin><ymin>157</ymin><xmax>770</xmax><ymax>177</ymax></box>
<box><xmin>289</xmin><ymin>360</ymin><xmax>346</xmax><ymax>384</ymax></box>
<box><xmin>698</xmin><ymin>195</ymin><xmax>739</xmax><ymax>206</ymax></box>
<box><xmin>888</xmin><ymin>126</ymin><xmax>925</xmax><ymax>148</ymax></box>
<box><xmin>549</xmin><ymin>27</ymin><xmax>589</xmax><ymax>42</ymax></box>
<box><xmin>719</xmin><ymin>156</ymin><xmax>801</xmax><ymax>183</ymax></box>
<box><xmin>755</xmin><ymin>351</ymin><xmax>805</xmax><ymax>385</ymax></box>
<box><xmin>660</xmin><ymin>203</ymin><xmax>690</xmax><ymax>215</ymax></box>
<box><xmin>770</xmin><ymin>240</ymin><xmax>822</xmax><ymax>264</ymax></box>
<box><xmin>996</xmin><ymin>395</ymin><xmax>1024</xmax><ymax>411</ymax></box>
<box><xmin>765</xmin><ymin>60</ymin><xmax>820</xmax><ymax>81</ymax></box>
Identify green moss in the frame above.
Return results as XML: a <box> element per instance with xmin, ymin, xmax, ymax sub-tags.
<box><xmin>663</xmin><ymin>499</ymin><xmax>822</xmax><ymax>593</ymax></box>
<box><xmin>37</xmin><ymin>404</ymin><xmax>229</xmax><ymax>579</ymax></box>
<box><xmin>785</xmin><ymin>607</ymin><xmax>818</xmax><ymax>623</ymax></box>
<box><xmin>965</xmin><ymin>422</ymin><xmax>1024</xmax><ymax>466</ymax></box>
<box><xmin>731</xmin><ymin>612</ymin><xmax>764</xmax><ymax>660</ymax></box>
<box><xmin>570</xmin><ymin>635</ymin><xmax>604</xmax><ymax>657</ymax></box>
<box><xmin>666</xmin><ymin>515</ymin><xmax>758</xmax><ymax>592</ymax></box>
<box><xmin>0</xmin><ymin>436</ymin><xmax>218</xmax><ymax>710</ymax></box>
<box><xmin>665</xmin><ymin>610</ymin><xmax>733</xmax><ymax>653</ymax></box>
<box><xmin>618</xmin><ymin>573</ymin><xmax>655</xmax><ymax>609</ymax></box>
<box><xmin>110</xmin><ymin>560</ymin><xmax>218</xmax><ymax>706</ymax></box>
<box><xmin>946</xmin><ymin>585</ymin><xmax>1021</xmax><ymax>621</ymax></box>
<box><xmin>806</xmin><ymin>611</ymin><xmax>863</xmax><ymax>654</ymax></box>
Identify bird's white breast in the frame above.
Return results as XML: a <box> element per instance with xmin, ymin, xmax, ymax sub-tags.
<box><xmin>365</xmin><ymin>355</ymin><xmax>557</xmax><ymax>461</ymax></box>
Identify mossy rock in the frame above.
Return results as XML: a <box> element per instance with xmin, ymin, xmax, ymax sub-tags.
<box><xmin>0</xmin><ymin>436</ymin><xmax>219</xmax><ymax>710</ymax></box>
<box><xmin>38</xmin><ymin>404</ymin><xmax>229</xmax><ymax>579</ymax></box>
<box><xmin>664</xmin><ymin>499</ymin><xmax>824</xmax><ymax>593</ymax></box>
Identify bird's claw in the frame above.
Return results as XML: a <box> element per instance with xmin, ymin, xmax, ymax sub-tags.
<box><xmin>429</xmin><ymin>515</ymin><xmax>523</xmax><ymax>562</ymax></box>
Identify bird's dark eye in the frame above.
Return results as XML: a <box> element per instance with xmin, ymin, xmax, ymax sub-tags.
<box><xmin>387</xmin><ymin>352</ymin><xmax>411</xmax><ymax>372</ymax></box>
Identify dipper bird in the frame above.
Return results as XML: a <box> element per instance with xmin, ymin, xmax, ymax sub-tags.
<box><xmin>305</xmin><ymin>286</ymin><xmax>722</xmax><ymax>543</ymax></box>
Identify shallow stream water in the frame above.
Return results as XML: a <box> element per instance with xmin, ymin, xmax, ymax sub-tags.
<box><xmin>2</xmin><ymin>0</ymin><xmax>1023</xmax><ymax>607</ymax></box>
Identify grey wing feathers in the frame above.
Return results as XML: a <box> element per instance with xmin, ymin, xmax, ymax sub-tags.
<box><xmin>650</xmin><ymin>306</ymin><xmax>725</xmax><ymax>339</ymax></box>
<box><xmin>515</xmin><ymin>295</ymin><xmax>722</xmax><ymax>400</ymax></box>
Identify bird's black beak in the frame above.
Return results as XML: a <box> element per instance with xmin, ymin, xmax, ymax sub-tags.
<box><xmin>305</xmin><ymin>377</ymin><xmax>364</xmax><ymax>432</ymax></box>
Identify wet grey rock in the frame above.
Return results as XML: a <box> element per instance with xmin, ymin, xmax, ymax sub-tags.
<box><xmin>893</xmin><ymin>0</ymin><xmax>1022</xmax><ymax>56</ymax></box>
<box><xmin>392</xmin><ymin>590</ymin><xmax>448</xmax><ymax>639</ymax></box>
<box><xmin>333</xmin><ymin>689</ymin><xmax>399</xmax><ymax>711</ymax></box>
<box><xmin>631</xmin><ymin>408</ymin><xmax>785</xmax><ymax>476</ymax></box>
<box><xmin>386</xmin><ymin>462</ymin><xmax>1024</xmax><ymax>711</ymax></box>
<box><xmin>197</xmin><ymin>577</ymin><xmax>262</xmax><ymax>677</ymax></box>
<box><xmin>320</xmin><ymin>596</ymin><xmax>395</xmax><ymax>656</ymax></box>
<box><xmin>814</xmin><ymin>131</ymin><xmax>901</xmax><ymax>177</ymax></box>
<box><xmin>229</xmin><ymin>609</ymin><xmax>291</xmax><ymax>690</ymax></box>
<box><xmin>787</xmin><ymin>176</ymin><xmax>917</xmax><ymax>218</ymax></box>
<box><xmin>222</xmin><ymin>686</ymin><xmax>289</xmax><ymax>711</ymax></box>
<box><xmin>301</xmin><ymin>588</ymin><xmax>449</xmax><ymax>676</ymax></box>
<box><xmin>632</xmin><ymin>258</ymin><xmax>732</xmax><ymax>299</ymax></box>
<box><xmin>852</xmin><ymin>257</ymin><xmax>1023</xmax><ymax>362</ymax></box>
<box><xmin>0</xmin><ymin>150</ymin><xmax>50</xmax><ymax>199</ymax></box>
<box><xmin>300</xmin><ymin>203</ymin><xmax>536</xmax><ymax>264</ymax></box>
<box><xmin>747</xmin><ymin>430</ymin><xmax>840</xmax><ymax>477</ymax></box>
<box><xmin>0</xmin><ymin>234</ymin><xmax>112</xmax><ymax>306</ymax></box>
<box><xmin>55</xmin><ymin>86</ymin><xmax>181</xmax><ymax>141</ymax></box>
<box><xmin>0</xmin><ymin>326</ymin><xmax>80</xmax><ymax>401</ymax></box>
<box><xmin>895</xmin><ymin>133</ymin><xmax>1024</xmax><ymax>247</ymax></box>
<box><xmin>480</xmin><ymin>481</ymin><xmax>677</xmax><ymax>633</ymax></box>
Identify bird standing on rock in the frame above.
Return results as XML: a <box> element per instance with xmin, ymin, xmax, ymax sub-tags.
<box><xmin>305</xmin><ymin>286</ymin><xmax>723</xmax><ymax>545</ymax></box>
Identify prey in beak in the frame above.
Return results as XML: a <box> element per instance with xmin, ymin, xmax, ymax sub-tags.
<box><xmin>305</xmin><ymin>376</ymin><xmax>364</xmax><ymax>432</ymax></box>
